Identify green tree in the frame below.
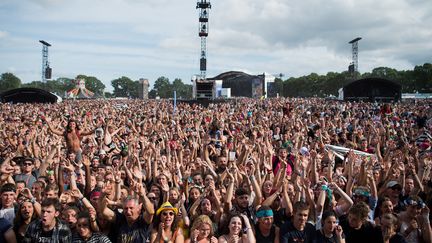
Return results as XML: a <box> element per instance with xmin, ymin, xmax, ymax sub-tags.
<box><xmin>104</xmin><ymin>92</ymin><xmax>114</xmax><ymax>98</ymax></box>
<box><xmin>153</xmin><ymin>76</ymin><xmax>172</xmax><ymax>98</ymax></box>
<box><xmin>171</xmin><ymin>78</ymin><xmax>193</xmax><ymax>99</ymax></box>
<box><xmin>0</xmin><ymin>73</ymin><xmax>21</xmax><ymax>92</ymax></box>
<box><xmin>129</xmin><ymin>81</ymin><xmax>141</xmax><ymax>98</ymax></box>
<box><xmin>22</xmin><ymin>81</ymin><xmax>46</xmax><ymax>90</ymax></box>
<box><xmin>76</xmin><ymin>75</ymin><xmax>105</xmax><ymax>96</ymax></box>
<box><xmin>112</xmin><ymin>76</ymin><xmax>135</xmax><ymax>98</ymax></box>
<box><xmin>412</xmin><ymin>63</ymin><xmax>432</xmax><ymax>92</ymax></box>
<box><xmin>148</xmin><ymin>89</ymin><xmax>157</xmax><ymax>99</ymax></box>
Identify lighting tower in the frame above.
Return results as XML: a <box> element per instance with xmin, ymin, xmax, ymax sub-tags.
<box><xmin>39</xmin><ymin>40</ymin><xmax>52</xmax><ymax>81</ymax></box>
<box><xmin>348</xmin><ymin>37</ymin><xmax>362</xmax><ymax>74</ymax></box>
<box><xmin>197</xmin><ymin>0</ymin><xmax>211</xmax><ymax>79</ymax></box>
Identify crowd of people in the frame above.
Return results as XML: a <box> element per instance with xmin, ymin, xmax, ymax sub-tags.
<box><xmin>0</xmin><ymin>98</ymin><xmax>431</xmax><ymax>243</ymax></box>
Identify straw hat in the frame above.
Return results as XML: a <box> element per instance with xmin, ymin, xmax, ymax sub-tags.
<box><xmin>156</xmin><ymin>202</ymin><xmax>178</xmax><ymax>216</ymax></box>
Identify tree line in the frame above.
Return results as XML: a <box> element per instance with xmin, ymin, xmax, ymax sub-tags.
<box><xmin>0</xmin><ymin>63</ymin><xmax>430</xmax><ymax>98</ymax></box>
<box><xmin>0</xmin><ymin>74</ymin><xmax>193</xmax><ymax>99</ymax></box>
<box><xmin>111</xmin><ymin>76</ymin><xmax>193</xmax><ymax>99</ymax></box>
<box><xmin>273</xmin><ymin>63</ymin><xmax>432</xmax><ymax>97</ymax></box>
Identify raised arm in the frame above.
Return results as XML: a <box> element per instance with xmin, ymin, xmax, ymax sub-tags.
<box><xmin>81</xmin><ymin>157</ymin><xmax>93</xmax><ymax>195</ymax></box>
<box><xmin>137</xmin><ymin>182</ymin><xmax>155</xmax><ymax>224</ymax></box>
<box><xmin>45</xmin><ymin>118</ymin><xmax>64</xmax><ymax>136</ymax></box>
<box><xmin>99</xmin><ymin>193</ymin><xmax>116</xmax><ymax>223</ymax></box>
<box><xmin>71</xmin><ymin>189</ymin><xmax>100</xmax><ymax>232</ymax></box>
<box><xmin>330</xmin><ymin>182</ymin><xmax>354</xmax><ymax>216</ymax></box>
<box><xmin>225</xmin><ymin>172</ymin><xmax>235</xmax><ymax>211</ymax></box>
<box><xmin>38</xmin><ymin>144</ymin><xmax>58</xmax><ymax>177</ymax></box>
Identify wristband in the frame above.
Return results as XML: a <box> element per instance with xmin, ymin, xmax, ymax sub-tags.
<box><xmin>243</xmin><ymin>227</ymin><xmax>252</xmax><ymax>233</ymax></box>
<box><xmin>422</xmin><ymin>215</ymin><xmax>430</xmax><ymax>224</ymax></box>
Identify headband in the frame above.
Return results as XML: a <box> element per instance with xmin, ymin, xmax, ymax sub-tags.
<box><xmin>256</xmin><ymin>210</ymin><xmax>274</xmax><ymax>218</ymax></box>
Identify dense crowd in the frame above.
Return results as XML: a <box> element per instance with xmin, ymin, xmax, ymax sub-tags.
<box><xmin>0</xmin><ymin>98</ymin><xmax>431</xmax><ymax>243</ymax></box>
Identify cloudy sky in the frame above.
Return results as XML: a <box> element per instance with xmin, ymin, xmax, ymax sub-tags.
<box><xmin>0</xmin><ymin>0</ymin><xmax>431</xmax><ymax>91</ymax></box>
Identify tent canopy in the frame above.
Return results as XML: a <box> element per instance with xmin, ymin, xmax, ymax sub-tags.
<box><xmin>0</xmin><ymin>88</ymin><xmax>59</xmax><ymax>103</ymax></box>
<box><xmin>343</xmin><ymin>78</ymin><xmax>401</xmax><ymax>102</ymax></box>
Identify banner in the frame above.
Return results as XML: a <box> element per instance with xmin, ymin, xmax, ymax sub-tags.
<box><xmin>324</xmin><ymin>144</ymin><xmax>376</xmax><ymax>160</ymax></box>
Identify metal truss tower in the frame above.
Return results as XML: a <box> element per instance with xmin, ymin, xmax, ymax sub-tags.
<box><xmin>197</xmin><ymin>0</ymin><xmax>211</xmax><ymax>79</ymax></box>
<box><xmin>39</xmin><ymin>40</ymin><xmax>52</xmax><ymax>81</ymax></box>
<box><xmin>348</xmin><ymin>37</ymin><xmax>362</xmax><ymax>74</ymax></box>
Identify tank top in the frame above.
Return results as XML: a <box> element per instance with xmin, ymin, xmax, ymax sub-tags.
<box><xmin>159</xmin><ymin>228</ymin><xmax>179</xmax><ymax>243</ymax></box>
<box><xmin>255</xmin><ymin>225</ymin><xmax>276</xmax><ymax>243</ymax></box>
<box><xmin>400</xmin><ymin>221</ymin><xmax>421</xmax><ymax>243</ymax></box>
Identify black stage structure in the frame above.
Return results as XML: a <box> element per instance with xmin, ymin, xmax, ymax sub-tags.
<box><xmin>343</xmin><ymin>78</ymin><xmax>401</xmax><ymax>102</ymax></box>
<box><xmin>209</xmin><ymin>71</ymin><xmax>274</xmax><ymax>98</ymax></box>
<box><xmin>0</xmin><ymin>88</ymin><xmax>59</xmax><ymax>104</ymax></box>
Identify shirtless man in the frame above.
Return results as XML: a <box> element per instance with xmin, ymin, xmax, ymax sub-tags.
<box><xmin>45</xmin><ymin>119</ymin><xmax>94</xmax><ymax>163</ymax></box>
<box><xmin>398</xmin><ymin>196</ymin><xmax>431</xmax><ymax>243</ymax></box>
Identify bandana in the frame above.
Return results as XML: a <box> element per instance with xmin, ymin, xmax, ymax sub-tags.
<box><xmin>256</xmin><ymin>210</ymin><xmax>274</xmax><ymax>218</ymax></box>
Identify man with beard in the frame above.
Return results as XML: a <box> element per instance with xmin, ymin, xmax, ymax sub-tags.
<box><xmin>13</xmin><ymin>189</ymin><xmax>41</xmax><ymax>242</ymax></box>
<box><xmin>215</xmin><ymin>155</ymin><xmax>228</xmax><ymax>174</ymax></box>
<box><xmin>23</xmin><ymin>198</ymin><xmax>72</xmax><ymax>242</ymax></box>
<box><xmin>280</xmin><ymin>201</ymin><xmax>316</xmax><ymax>243</ymax></box>
<box><xmin>99</xmin><ymin>182</ymin><xmax>154</xmax><ymax>243</ymax></box>
<box><xmin>13</xmin><ymin>201</ymin><xmax>35</xmax><ymax>241</ymax></box>
<box><xmin>229</xmin><ymin>188</ymin><xmax>257</xmax><ymax>225</ymax></box>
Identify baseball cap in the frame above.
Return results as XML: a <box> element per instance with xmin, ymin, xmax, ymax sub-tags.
<box><xmin>300</xmin><ymin>147</ymin><xmax>309</xmax><ymax>156</ymax></box>
<box><xmin>386</xmin><ymin>181</ymin><xmax>402</xmax><ymax>190</ymax></box>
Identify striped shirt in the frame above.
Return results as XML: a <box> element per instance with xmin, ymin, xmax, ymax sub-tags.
<box><xmin>72</xmin><ymin>232</ymin><xmax>112</xmax><ymax>243</ymax></box>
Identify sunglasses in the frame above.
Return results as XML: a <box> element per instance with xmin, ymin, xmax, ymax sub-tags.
<box><xmin>390</xmin><ymin>187</ymin><xmax>402</xmax><ymax>191</ymax></box>
<box><xmin>148</xmin><ymin>197</ymin><xmax>156</xmax><ymax>200</ymax></box>
<box><xmin>162</xmin><ymin>211</ymin><xmax>174</xmax><ymax>216</ymax></box>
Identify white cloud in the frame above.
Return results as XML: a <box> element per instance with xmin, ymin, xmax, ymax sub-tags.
<box><xmin>0</xmin><ymin>31</ymin><xmax>8</xmax><ymax>39</ymax></box>
<box><xmin>0</xmin><ymin>0</ymin><xmax>431</xmax><ymax>90</ymax></box>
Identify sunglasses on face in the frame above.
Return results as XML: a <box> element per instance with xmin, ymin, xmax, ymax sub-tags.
<box><xmin>148</xmin><ymin>197</ymin><xmax>156</xmax><ymax>200</ymax></box>
<box><xmin>162</xmin><ymin>211</ymin><xmax>174</xmax><ymax>216</ymax></box>
<box><xmin>77</xmin><ymin>223</ymin><xmax>89</xmax><ymax>228</ymax></box>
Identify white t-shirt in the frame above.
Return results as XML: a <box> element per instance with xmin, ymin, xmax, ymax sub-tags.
<box><xmin>0</xmin><ymin>207</ymin><xmax>15</xmax><ymax>224</ymax></box>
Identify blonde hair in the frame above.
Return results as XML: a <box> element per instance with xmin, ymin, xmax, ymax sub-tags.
<box><xmin>382</xmin><ymin>213</ymin><xmax>398</xmax><ymax>226</ymax></box>
<box><xmin>191</xmin><ymin>215</ymin><xmax>214</xmax><ymax>237</ymax></box>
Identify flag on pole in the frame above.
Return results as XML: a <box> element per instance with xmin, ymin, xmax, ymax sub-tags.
<box><xmin>173</xmin><ymin>91</ymin><xmax>177</xmax><ymax>115</ymax></box>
